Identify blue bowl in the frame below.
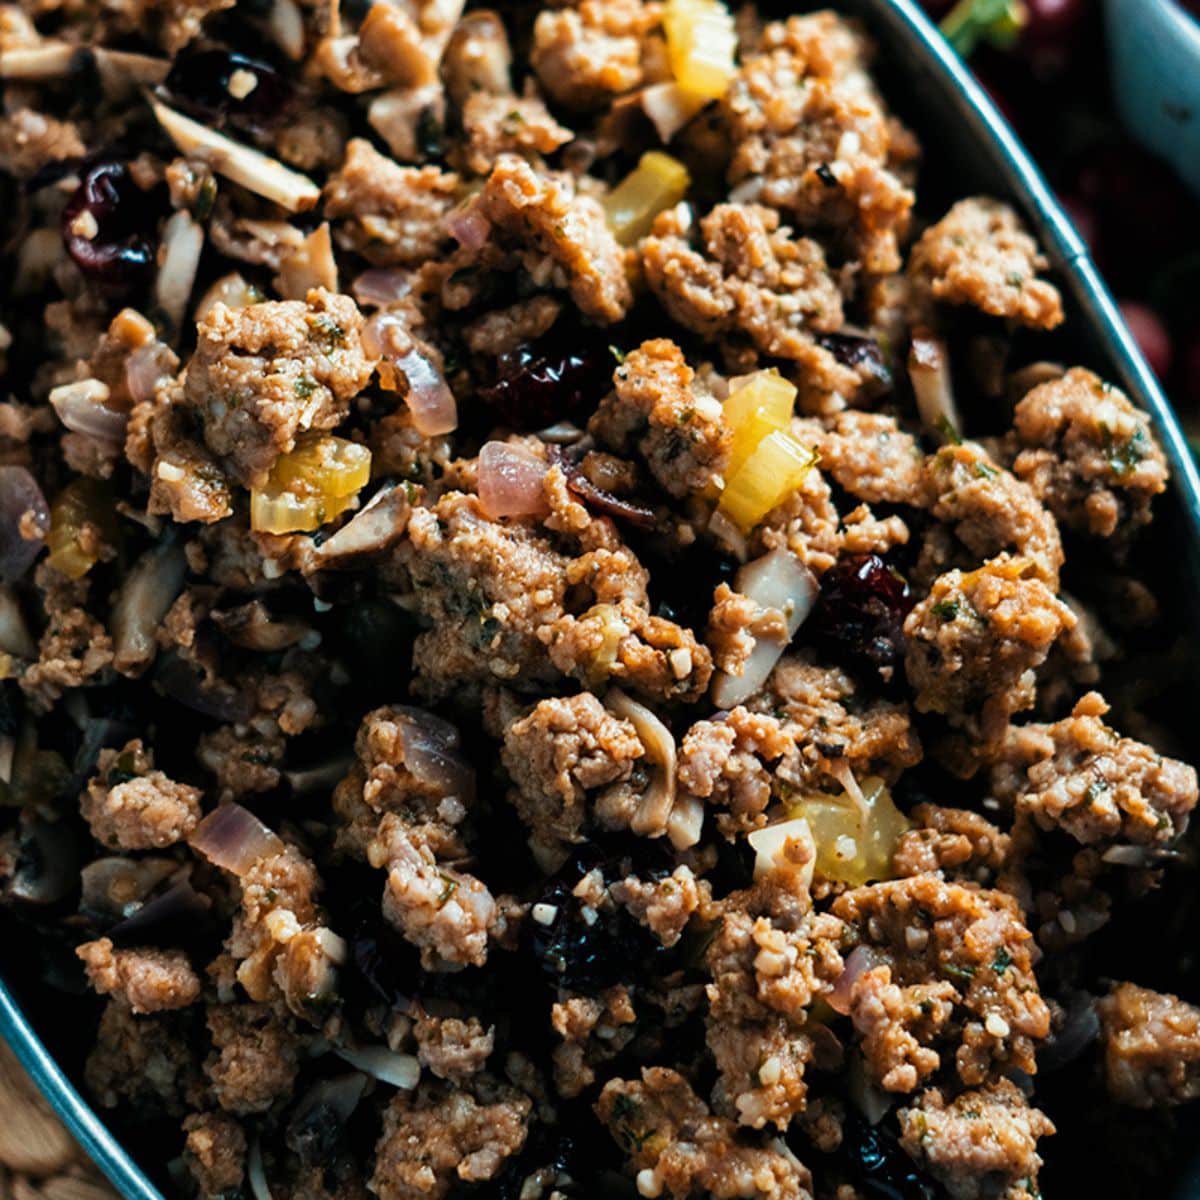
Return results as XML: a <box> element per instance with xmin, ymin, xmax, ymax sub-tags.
<box><xmin>4</xmin><ymin>0</ymin><xmax>1200</xmax><ymax>1195</ymax></box>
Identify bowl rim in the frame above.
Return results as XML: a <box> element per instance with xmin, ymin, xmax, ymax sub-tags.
<box><xmin>3</xmin><ymin>0</ymin><xmax>1200</xmax><ymax>1196</ymax></box>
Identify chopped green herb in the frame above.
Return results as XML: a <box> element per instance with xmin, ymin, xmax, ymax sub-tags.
<box><xmin>1006</xmin><ymin>271</ymin><xmax>1025</xmax><ymax>289</ymax></box>
<box><xmin>933</xmin><ymin>598</ymin><xmax>961</xmax><ymax>621</ymax></box>
<box><xmin>293</xmin><ymin>375</ymin><xmax>316</xmax><ymax>399</ymax></box>
<box><xmin>609</xmin><ymin>345</ymin><xmax>626</xmax><ymax>365</ymax></box>
<box><xmin>943</xmin><ymin>962</ymin><xmax>977</xmax><ymax>982</ymax></box>
<box><xmin>973</xmin><ymin>461</ymin><xmax>999</xmax><ymax>479</ymax></box>
<box><xmin>992</xmin><ymin>947</ymin><xmax>1012</xmax><ymax>974</ymax></box>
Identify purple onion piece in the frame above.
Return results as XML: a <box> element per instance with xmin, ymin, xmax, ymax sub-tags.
<box><xmin>189</xmin><ymin>803</ymin><xmax>284</xmax><ymax>876</ymax></box>
<box><xmin>0</xmin><ymin>466</ymin><xmax>49</xmax><ymax>583</ymax></box>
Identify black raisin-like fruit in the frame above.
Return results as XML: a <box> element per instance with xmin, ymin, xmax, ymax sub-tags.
<box><xmin>164</xmin><ymin>47</ymin><xmax>293</xmax><ymax>132</ymax></box>
<box><xmin>530</xmin><ymin>852</ymin><xmax>665</xmax><ymax>993</ymax></box>
<box><xmin>478</xmin><ymin>341</ymin><xmax>613</xmax><ymax>430</ymax></box>
<box><xmin>806</xmin><ymin>553</ymin><xmax>914</xmax><ymax>680</ymax></box>
<box><xmin>60</xmin><ymin>163</ymin><xmax>156</xmax><ymax>287</ymax></box>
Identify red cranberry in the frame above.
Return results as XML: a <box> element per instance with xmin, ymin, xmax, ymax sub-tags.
<box><xmin>1118</xmin><ymin>301</ymin><xmax>1172</xmax><ymax>379</ymax></box>
<box><xmin>60</xmin><ymin>162</ymin><xmax>156</xmax><ymax>288</ymax></box>
<box><xmin>478</xmin><ymin>341</ymin><xmax>614</xmax><ymax>430</ymax></box>
<box><xmin>164</xmin><ymin>47</ymin><xmax>293</xmax><ymax>133</ymax></box>
<box><xmin>806</xmin><ymin>553</ymin><xmax>914</xmax><ymax>681</ymax></box>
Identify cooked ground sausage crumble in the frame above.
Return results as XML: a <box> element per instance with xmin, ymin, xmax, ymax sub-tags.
<box><xmin>0</xmin><ymin>2</ymin><xmax>1196</xmax><ymax>1199</ymax></box>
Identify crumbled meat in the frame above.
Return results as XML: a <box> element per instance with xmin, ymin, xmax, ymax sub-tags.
<box><xmin>183</xmin><ymin>1112</ymin><xmax>247</xmax><ymax>1198</ymax></box>
<box><xmin>458</xmin><ymin>92</ymin><xmax>573</xmax><ymax>176</ymax></box>
<box><xmin>897</xmin><ymin>1078</ymin><xmax>1055</xmax><ymax>1200</ymax></box>
<box><xmin>749</xmin><ymin>654</ymin><xmax>923</xmax><ymax>793</ymax></box>
<box><xmin>77</xmin><ymin>938</ymin><xmax>201</xmax><ymax>1013</ymax></box>
<box><xmin>989</xmin><ymin>691</ymin><xmax>1198</xmax><ymax>847</ymax></box>
<box><xmin>908</xmin><ymin>197</ymin><xmax>1064</xmax><ymax>330</ymax></box>
<box><xmin>832</xmin><ymin>876</ymin><xmax>1050</xmax><ymax>1089</ymax></box>
<box><xmin>21</xmin><ymin>576</ymin><xmax>115</xmax><ymax>713</ymax></box>
<box><xmin>324</xmin><ymin>139</ymin><xmax>459</xmax><ymax>266</ymax></box>
<box><xmin>443</xmin><ymin>155</ymin><xmax>631</xmax><ymax>324</ymax></box>
<box><xmin>197</xmin><ymin>723</ymin><xmax>285</xmax><ymax>798</ymax></box>
<box><xmin>531</xmin><ymin>0</ymin><xmax>653</xmax><ymax>110</ymax></box>
<box><xmin>1098</xmin><ymin>982</ymin><xmax>1200</xmax><ymax>1108</ymax></box>
<box><xmin>892</xmin><ymin>804</ymin><xmax>1011</xmax><ymax>884</ymax></box>
<box><xmin>1008</xmin><ymin>367</ymin><xmax>1169</xmax><ymax>541</ymax></box>
<box><xmin>589</xmin><ymin>338</ymin><xmax>731</xmax><ymax>497</ymax></box>
<box><xmin>641</xmin><ymin>204</ymin><xmax>845</xmax><ymax>382</ymax></box>
<box><xmin>924</xmin><ymin>443</ymin><xmax>1064</xmax><ymax>588</ymax></box>
<box><xmin>80</xmin><ymin>740</ymin><xmax>202</xmax><ymax>851</ymax></box>
<box><xmin>597</xmin><ymin>1066</ymin><xmax>814</xmax><ymax>1199</ymax></box>
<box><xmin>552</xmin><ymin>986</ymin><xmax>637</xmax><ymax>1097</ymax></box>
<box><xmin>85</xmin><ymin>999</ymin><xmax>203</xmax><ymax>1116</ymax></box>
<box><xmin>501</xmin><ymin>692</ymin><xmax>645</xmax><ymax>852</ymax></box>
<box><xmin>610</xmin><ymin>864</ymin><xmax>709</xmax><ymax>946</ymax></box>
<box><xmin>705</xmin><ymin>876</ymin><xmax>846</xmax><ymax>1128</ymax></box>
<box><xmin>205</xmin><ymin>1003</ymin><xmax>302</xmax><ymax>1115</ymax></box>
<box><xmin>181</xmin><ymin>289</ymin><xmax>376</xmax><ymax>488</ymax></box>
<box><xmin>904</xmin><ymin>556</ymin><xmax>1076</xmax><ymax>747</ymax></box>
<box><xmin>677</xmin><ymin>707</ymin><xmax>792</xmax><ymax>837</ymax></box>
<box><xmin>805</xmin><ymin>411</ymin><xmax>929</xmax><ymax>508</ymax></box>
<box><xmin>370</xmin><ymin>1078</ymin><xmax>531</xmax><ymax>1200</ymax></box>
<box><xmin>723</xmin><ymin>14</ymin><xmax>915</xmax><ymax>275</ymax></box>
<box><xmin>413</xmin><ymin>1008</ymin><xmax>495</xmax><ymax>1082</ymax></box>
<box><xmin>0</xmin><ymin>108</ymin><xmax>85</xmax><ymax>178</ymax></box>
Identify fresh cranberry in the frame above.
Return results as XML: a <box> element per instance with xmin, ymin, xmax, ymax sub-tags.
<box><xmin>1119</xmin><ymin>301</ymin><xmax>1173</xmax><ymax>379</ymax></box>
<box><xmin>806</xmin><ymin>554</ymin><xmax>915</xmax><ymax>681</ymax></box>
<box><xmin>60</xmin><ymin>162</ymin><xmax>156</xmax><ymax>288</ymax></box>
<box><xmin>164</xmin><ymin>47</ymin><xmax>293</xmax><ymax>132</ymax></box>
<box><xmin>478</xmin><ymin>341</ymin><xmax>614</xmax><ymax>430</ymax></box>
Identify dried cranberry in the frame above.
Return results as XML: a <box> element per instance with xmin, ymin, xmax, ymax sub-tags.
<box><xmin>530</xmin><ymin>852</ymin><xmax>665</xmax><ymax>993</ymax></box>
<box><xmin>802</xmin><ymin>1112</ymin><xmax>942</xmax><ymax>1200</ymax></box>
<box><xmin>806</xmin><ymin>553</ymin><xmax>914</xmax><ymax>681</ymax></box>
<box><xmin>478</xmin><ymin>341</ymin><xmax>614</xmax><ymax>430</ymax></box>
<box><xmin>60</xmin><ymin>162</ymin><xmax>156</xmax><ymax>288</ymax></box>
<box><xmin>164</xmin><ymin>47</ymin><xmax>293</xmax><ymax>133</ymax></box>
<box><xmin>816</xmin><ymin>332</ymin><xmax>893</xmax><ymax>394</ymax></box>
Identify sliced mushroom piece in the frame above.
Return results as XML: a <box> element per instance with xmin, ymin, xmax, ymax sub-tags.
<box><xmin>298</xmin><ymin>482</ymin><xmax>415</xmax><ymax>572</ymax></box>
<box><xmin>0</xmin><ymin>43</ymin><xmax>78</xmax><ymax>80</ymax></box>
<box><xmin>111</xmin><ymin>541</ymin><xmax>188</xmax><ymax>677</ymax></box>
<box><xmin>274</xmin><ymin>222</ymin><xmax>338</xmax><ymax>301</ymax></box>
<box><xmin>908</xmin><ymin>331</ymin><xmax>960</xmax><ymax>442</ymax></box>
<box><xmin>441</xmin><ymin>10</ymin><xmax>512</xmax><ymax>106</ymax></box>
<box><xmin>212</xmin><ymin>600</ymin><xmax>311</xmax><ymax>651</ymax></box>
<box><xmin>93</xmin><ymin>48</ymin><xmax>170</xmax><ymax>97</ymax></box>
<box><xmin>0</xmin><ymin>585</ymin><xmax>36</xmax><ymax>660</ymax></box>
<box><xmin>604</xmin><ymin>688</ymin><xmax>688</xmax><ymax>842</ymax></box>
<box><xmin>267</xmin><ymin>0</ymin><xmax>307</xmax><ymax>61</ymax></box>
<box><xmin>149</xmin><ymin>96</ymin><xmax>320</xmax><ymax>213</ymax></box>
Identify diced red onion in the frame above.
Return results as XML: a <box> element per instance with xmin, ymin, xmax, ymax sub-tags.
<box><xmin>352</xmin><ymin>268</ymin><xmax>412</xmax><ymax>307</ymax></box>
<box><xmin>828</xmin><ymin>944</ymin><xmax>887</xmax><ymax>1016</ymax></box>
<box><xmin>49</xmin><ymin>379</ymin><xmax>129</xmax><ymax>442</ymax></box>
<box><xmin>711</xmin><ymin>548</ymin><xmax>818</xmax><ymax>708</ymax></box>
<box><xmin>397</xmin><ymin>348</ymin><xmax>457</xmax><ymax>436</ymax></box>
<box><xmin>335</xmin><ymin>1045</ymin><xmax>420</xmax><ymax>1089</ymax></box>
<box><xmin>125</xmin><ymin>341</ymin><xmax>175</xmax><ymax>405</ymax></box>
<box><xmin>189</xmin><ymin>803</ymin><xmax>284</xmax><ymax>876</ymax></box>
<box><xmin>477</xmin><ymin>441</ymin><xmax>549</xmax><ymax>520</ymax></box>
<box><xmin>0</xmin><ymin>466</ymin><xmax>49</xmax><ymax>583</ymax></box>
<box><xmin>446</xmin><ymin>206</ymin><xmax>490</xmax><ymax>251</ymax></box>
<box><xmin>391</xmin><ymin>706</ymin><xmax>475</xmax><ymax>803</ymax></box>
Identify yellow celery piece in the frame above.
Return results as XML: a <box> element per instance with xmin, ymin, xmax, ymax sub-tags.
<box><xmin>786</xmin><ymin>777</ymin><xmax>911</xmax><ymax>887</ymax></box>
<box><xmin>250</xmin><ymin>487</ymin><xmax>357</xmax><ymax>535</ymax></box>
<box><xmin>266</xmin><ymin>432</ymin><xmax>371</xmax><ymax>498</ymax></box>
<box><xmin>716</xmin><ymin>428</ymin><xmax>818</xmax><ymax>532</ymax></box>
<box><xmin>663</xmin><ymin>0</ymin><xmax>738</xmax><ymax>102</ymax></box>
<box><xmin>250</xmin><ymin>433</ymin><xmax>372</xmax><ymax>534</ymax></box>
<box><xmin>46</xmin><ymin>478</ymin><xmax>117</xmax><ymax>580</ymax></box>
<box><xmin>603</xmin><ymin>151</ymin><xmax>691</xmax><ymax>246</ymax></box>
<box><xmin>722</xmin><ymin>369</ymin><xmax>797</xmax><ymax>485</ymax></box>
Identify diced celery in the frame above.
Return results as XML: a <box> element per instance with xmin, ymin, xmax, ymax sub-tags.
<box><xmin>267</xmin><ymin>433</ymin><xmax>371</xmax><ymax>499</ymax></box>
<box><xmin>46</xmin><ymin>478</ymin><xmax>117</xmax><ymax>580</ymax></box>
<box><xmin>664</xmin><ymin>0</ymin><xmax>738</xmax><ymax>101</ymax></box>
<box><xmin>786</xmin><ymin>777</ymin><xmax>911</xmax><ymax>887</ymax></box>
<box><xmin>250</xmin><ymin>487</ymin><xmax>357</xmax><ymax>535</ymax></box>
<box><xmin>603</xmin><ymin>151</ymin><xmax>691</xmax><ymax>246</ymax></box>
<box><xmin>716</xmin><ymin>429</ymin><xmax>818</xmax><ymax>532</ymax></box>
<box><xmin>722</xmin><ymin>370</ymin><xmax>797</xmax><ymax>484</ymax></box>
